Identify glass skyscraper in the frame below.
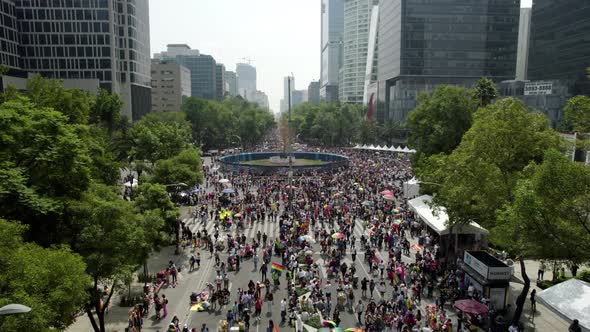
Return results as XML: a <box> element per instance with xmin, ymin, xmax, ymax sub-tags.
<box><xmin>528</xmin><ymin>0</ymin><xmax>590</xmax><ymax>96</ymax></box>
<box><xmin>320</xmin><ymin>0</ymin><xmax>344</xmax><ymax>103</ymax></box>
<box><xmin>376</xmin><ymin>0</ymin><xmax>519</xmax><ymax>122</ymax></box>
<box><xmin>1</xmin><ymin>0</ymin><xmax>152</xmax><ymax>121</ymax></box>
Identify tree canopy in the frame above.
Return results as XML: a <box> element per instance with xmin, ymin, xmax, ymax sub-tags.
<box><xmin>563</xmin><ymin>95</ymin><xmax>590</xmax><ymax>133</ymax></box>
<box><xmin>406</xmin><ymin>85</ymin><xmax>478</xmax><ymax>157</ymax></box>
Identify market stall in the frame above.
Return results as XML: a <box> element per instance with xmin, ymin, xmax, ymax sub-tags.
<box><xmin>462</xmin><ymin>251</ymin><xmax>511</xmax><ymax>310</ymax></box>
<box><xmin>407</xmin><ymin>195</ymin><xmax>489</xmax><ymax>254</ymax></box>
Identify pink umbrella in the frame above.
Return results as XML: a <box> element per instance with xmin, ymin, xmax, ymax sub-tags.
<box><xmin>453</xmin><ymin>299</ymin><xmax>489</xmax><ymax>315</ymax></box>
<box><xmin>383</xmin><ymin>194</ymin><xmax>395</xmax><ymax>201</ymax></box>
<box><xmin>380</xmin><ymin>190</ymin><xmax>393</xmax><ymax>195</ymax></box>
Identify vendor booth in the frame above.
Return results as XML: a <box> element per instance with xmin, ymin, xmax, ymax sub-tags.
<box><xmin>462</xmin><ymin>251</ymin><xmax>511</xmax><ymax>311</ymax></box>
<box><xmin>408</xmin><ymin>195</ymin><xmax>489</xmax><ymax>255</ymax></box>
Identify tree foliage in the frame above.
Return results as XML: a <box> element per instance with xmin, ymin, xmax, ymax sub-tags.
<box><xmin>149</xmin><ymin>147</ymin><xmax>203</xmax><ymax>188</ymax></box>
<box><xmin>183</xmin><ymin>96</ymin><xmax>275</xmax><ymax>150</ymax></box>
<box><xmin>406</xmin><ymin>85</ymin><xmax>478</xmax><ymax>157</ymax></box>
<box><xmin>494</xmin><ymin>149</ymin><xmax>590</xmax><ymax>262</ymax></box>
<box><xmin>0</xmin><ymin>220</ymin><xmax>90</xmax><ymax>331</ymax></box>
<box><xmin>563</xmin><ymin>95</ymin><xmax>590</xmax><ymax>133</ymax></box>
<box><xmin>473</xmin><ymin>76</ymin><xmax>498</xmax><ymax>107</ymax></box>
<box><xmin>416</xmin><ymin>98</ymin><xmax>560</xmax><ymax>229</ymax></box>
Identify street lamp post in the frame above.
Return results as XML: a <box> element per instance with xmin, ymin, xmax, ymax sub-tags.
<box><xmin>287</xmin><ymin>75</ymin><xmax>294</xmax><ymax>211</ymax></box>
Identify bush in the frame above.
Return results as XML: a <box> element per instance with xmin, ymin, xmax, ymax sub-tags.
<box><xmin>306</xmin><ymin>315</ymin><xmax>322</xmax><ymax>329</ymax></box>
<box><xmin>295</xmin><ymin>288</ymin><xmax>308</xmax><ymax>297</ymax></box>
<box><xmin>577</xmin><ymin>270</ymin><xmax>590</xmax><ymax>283</ymax></box>
<box><xmin>138</xmin><ymin>272</ymin><xmax>156</xmax><ymax>283</ymax></box>
<box><xmin>119</xmin><ymin>293</ymin><xmax>143</xmax><ymax>307</ymax></box>
<box><xmin>536</xmin><ymin>280</ymin><xmax>554</xmax><ymax>289</ymax></box>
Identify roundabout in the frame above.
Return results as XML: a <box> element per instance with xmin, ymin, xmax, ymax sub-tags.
<box><xmin>218</xmin><ymin>151</ymin><xmax>349</xmax><ymax>173</ymax></box>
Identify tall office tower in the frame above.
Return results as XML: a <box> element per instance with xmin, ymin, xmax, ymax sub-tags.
<box><xmin>376</xmin><ymin>0</ymin><xmax>519</xmax><ymax>122</ymax></box>
<box><xmin>150</xmin><ymin>59</ymin><xmax>191</xmax><ymax>113</ymax></box>
<box><xmin>308</xmin><ymin>81</ymin><xmax>320</xmax><ymax>104</ymax></box>
<box><xmin>516</xmin><ymin>7</ymin><xmax>531</xmax><ymax>81</ymax></box>
<box><xmin>292</xmin><ymin>90</ymin><xmax>305</xmax><ymax>107</ymax></box>
<box><xmin>340</xmin><ymin>0</ymin><xmax>379</xmax><ymax>104</ymax></box>
<box><xmin>3</xmin><ymin>0</ymin><xmax>152</xmax><ymax>121</ymax></box>
<box><xmin>224</xmin><ymin>70</ymin><xmax>238</xmax><ymax>96</ymax></box>
<box><xmin>0</xmin><ymin>0</ymin><xmax>19</xmax><ymax>71</ymax></box>
<box><xmin>320</xmin><ymin>0</ymin><xmax>344</xmax><ymax>103</ymax></box>
<box><xmin>528</xmin><ymin>0</ymin><xmax>590</xmax><ymax>95</ymax></box>
<box><xmin>215</xmin><ymin>63</ymin><xmax>226</xmax><ymax>101</ymax></box>
<box><xmin>280</xmin><ymin>76</ymin><xmax>295</xmax><ymax>113</ymax></box>
<box><xmin>154</xmin><ymin>44</ymin><xmax>218</xmax><ymax>100</ymax></box>
<box><xmin>236</xmin><ymin>63</ymin><xmax>256</xmax><ymax>99</ymax></box>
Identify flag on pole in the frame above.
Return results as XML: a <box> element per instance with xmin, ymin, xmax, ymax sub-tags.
<box><xmin>372</xmin><ymin>252</ymin><xmax>380</xmax><ymax>265</ymax></box>
<box><xmin>392</xmin><ymin>271</ymin><xmax>400</xmax><ymax>285</ymax></box>
<box><xmin>271</xmin><ymin>262</ymin><xmax>284</xmax><ymax>272</ymax></box>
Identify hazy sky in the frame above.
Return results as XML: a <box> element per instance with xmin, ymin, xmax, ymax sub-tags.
<box><xmin>149</xmin><ymin>0</ymin><xmax>532</xmax><ymax>113</ymax></box>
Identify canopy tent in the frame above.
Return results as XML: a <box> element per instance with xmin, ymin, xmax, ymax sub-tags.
<box><xmin>352</xmin><ymin>144</ymin><xmax>417</xmax><ymax>153</ymax></box>
<box><xmin>403</xmin><ymin>177</ymin><xmax>420</xmax><ymax>199</ymax></box>
<box><xmin>407</xmin><ymin>195</ymin><xmax>489</xmax><ymax>236</ymax></box>
<box><xmin>537</xmin><ymin>279</ymin><xmax>590</xmax><ymax>332</ymax></box>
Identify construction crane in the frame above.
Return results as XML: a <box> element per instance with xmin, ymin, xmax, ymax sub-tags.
<box><xmin>240</xmin><ymin>57</ymin><xmax>254</xmax><ymax>65</ymax></box>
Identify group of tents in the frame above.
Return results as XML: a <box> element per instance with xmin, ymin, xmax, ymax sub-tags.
<box><xmin>353</xmin><ymin>144</ymin><xmax>417</xmax><ymax>154</ymax></box>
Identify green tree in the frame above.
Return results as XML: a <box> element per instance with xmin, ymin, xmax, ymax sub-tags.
<box><xmin>419</xmin><ymin>98</ymin><xmax>560</xmax><ymax>229</ymax></box>
<box><xmin>473</xmin><ymin>76</ymin><xmax>498</xmax><ymax>107</ymax></box>
<box><xmin>494</xmin><ymin>149</ymin><xmax>590</xmax><ymax>263</ymax></box>
<box><xmin>26</xmin><ymin>75</ymin><xmax>93</xmax><ymax>124</ymax></box>
<box><xmin>149</xmin><ymin>147</ymin><xmax>204</xmax><ymax>187</ymax></box>
<box><xmin>67</xmin><ymin>184</ymin><xmax>147</xmax><ymax>332</ymax></box>
<box><xmin>406</xmin><ymin>85</ymin><xmax>478</xmax><ymax>157</ymax></box>
<box><xmin>0</xmin><ymin>97</ymin><xmax>91</xmax><ymax>243</ymax></box>
<box><xmin>128</xmin><ymin>112</ymin><xmax>192</xmax><ymax>163</ymax></box>
<box><xmin>90</xmin><ymin>89</ymin><xmax>123</xmax><ymax>133</ymax></box>
<box><xmin>0</xmin><ymin>220</ymin><xmax>90</xmax><ymax>331</ymax></box>
<box><xmin>563</xmin><ymin>95</ymin><xmax>590</xmax><ymax>133</ymax></box>
<box><xmin>84</xmin><ymin>126</ymin><xmax>120</xmax><ymax>185</ymax></box>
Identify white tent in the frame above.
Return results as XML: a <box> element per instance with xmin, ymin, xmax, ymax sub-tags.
<box><xmin>537</xmin><ymin>279</ymin><xmax>590</xmax><ymax>332</ymax></box>
<box><xmin>124</xmin><ymin>178</ymin><xmax>138</xmax><ymax>188</ymax></box>
<box><xmin>407</xmin><ymin>195</ymin><xmax>489</xmax><ymax>236</ymax></box>
<box><xmin>402</xmin><ymin>146</ymin><xmax>410</xmax><ymax>153</ymax></box>
<box><xmin>368</xmin><ymin>144</ymin><xmax>376</xmax><ymax>150</ymax></box>
<box><xmin>403</xmin><ymin>177</ymin><xmax>420</xmax><ymax>199</ymax></box>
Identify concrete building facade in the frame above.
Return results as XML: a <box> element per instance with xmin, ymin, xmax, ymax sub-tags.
<box><xmin>224</xmin><ymin>70</ymin><xmax>237</xmax><ymax>96</ymax></box>
<box><xmin>320</xmin><ymin>0</ymin><xmax>344</xmax><ymax>103</ymax></box>
<box><xmin>215</xmin><ymin>63</ymin><xmax>225</xmax><ymax>101</ymax></box>
<box><xmin>308</xmin><ymin>81</ymin><xmax>320</xmax><ymax>104</ymax></box>
<box><xmin>236</xmin><ymin>63</ymin><xmax>256</xmax><ymax>98</ymax></box>
<box><xmin>154</xmin><ymin>45</ymin><xmax>218</xmax><ymax>101</ymax></box>
<box><xmin>0</xmin><ymin>0</ymin><xmax>152</xmax><ymax>121</ymax></box>
<box><xmin>250</xmin><ymin>90</ymin><xmax>269</xmax><ymax>109</ymax></box>
<box><xmin>150</xmin><ymin>59</ymin><xmax>191</xmax><ymax>113</ymax></box>
<box><xmin>376</xmin><ymin>0</ymin><xmax>519</xmax><ymax>122</ymax></box>
<box><xmin>516</xmin><ymin>7</ymin><xmax>531</xmax><ymax>81</ymax></box>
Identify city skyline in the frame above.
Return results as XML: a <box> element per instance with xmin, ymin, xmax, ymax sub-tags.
<box><xmin>149</xmin><ymin>0</ymin><xmax>532</xmax><ymax>113</ymax></box>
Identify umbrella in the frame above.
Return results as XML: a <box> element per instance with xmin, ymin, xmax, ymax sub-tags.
<box><xmin>361</xmin><ymin>200</ymin><xmax>374</xmax><ymax>207</ymax></box>
<box><xmin>345</xmin><ymin>329</ymin><xmax>363</xmax><ymax>332</ymax></box>
<box><xmin>234</xmin><ymin>212</ymin><xmax>242</xmax><ymax>217</ymax></box>
<box><xmin>380</xmin><ymin>190</ymin><xmax>393</xmax><ymax>195</ymax></box>
<box><xmin>297</xmin><ymin>236</ymin><xmax>306</xmax><ymax>242</ymax></box>
<box><xmin>305</xmin><ymin>250</ymin><xmax>313</xmax><ymax>255</ymax></box>
<box><xmin>411</xmin><ymin>244</ymin><xmax>424</xmax><ymax>251</ymax></box>
<box><xmin>189</xmin><ymin>186</ymin><xmax>200</xmax><ymax>194</ymax></box>
<box><xmin>392</xmin><ymin>208</ymin><xmax>400</xmax><ymax>213</ymax></box>
<box><xmin>222</xmin><ymin>188</ymin><xmax>235</xmax><ymax>194</ymax></box>
<box><xmin>285</xmin><ymin>185</ymin><xmax>298</xmax><ymax>189</ymax></box>
<box><xmin>332</xmin><ymin>233</ymin><xmax>345</xmax><ymax>239</ymax></box>
<box><xmin>383</xmin><ymin>194</ymin><xmax>395</xmax><ymax>201</ymax></box>
<box><xmin>393</xmin><ymin>219</ymin><xmax>402</xmax><ymax>225</ymax></box>
<box><xmin>323</xmin><ymin>320</ymin><xmax>337</xmax><ymax>327</ymax></box>
<box><xmin>218</xmin><ymin>178</ymin><xmax>230</xmax><ymax>184</ymax></box>
<box><xmin>453</xmin><ymin>299</ymin><xmax>489</xmax><ymax>315</ymax></box>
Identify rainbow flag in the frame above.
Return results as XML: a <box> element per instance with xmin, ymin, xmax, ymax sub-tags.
<box><xmin>392</xmin><ymin>272</ymin><xmax>400</xmax><ymax>285</ymax></box>
<box><xmin>406</xmin><ymin>298</ymin><xmax>412</xmax><ymax>310</ymax></box>
<box><xmin>271</xmin><ymin>262</ymin><xmax>284</xmax><ymax>272</ymax></box>
<box><xmin>273</xmin><ymin>322</ymin><xmax>279</xmax><ymax>332</ymax></box>
<box><xmin>372</xmin><ymin>252</ymin><xmax>380</xmax><ymax>265</ymax></box>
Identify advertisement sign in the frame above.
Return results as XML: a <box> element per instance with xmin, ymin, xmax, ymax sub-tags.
<box><xmin>488</xmin><ymin>267</ymin><xmax>512</xmax><ymax>280</ymax></box>
<box><xmin>524</xmin><ymin>81</ymin><xmax>553</xmax><ymax>95</ymax></box>
<box><xmin>464</xmin><ymin>252</ymin><xmax>489</xmax><ymax>278</ymax></box>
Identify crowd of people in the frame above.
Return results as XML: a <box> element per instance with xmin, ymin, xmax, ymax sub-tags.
<box><xmin>130</xmin><ymin>139</ymin><xmax>507</xmax><ymax>332</ymax></box>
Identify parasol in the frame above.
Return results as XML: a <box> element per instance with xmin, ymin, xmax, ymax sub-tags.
<box><xmin>331</xmin><ymin>232</ymin><xmax>345</xmax><ymax>239</ymax></box>
<box><xmin>222</xmin><ymin>188</ymin><xmax>235</xmax><ymax>194</ymax></box>
<box><xmin>380</xmin><ymin>190</ymin><xmax>393</xmax><ymax>195</ymax></box>
<box><xmin>218</xmin><ymin>178</ymin><xmax>230</xmax><ymax>184</ymax></box>
<box><xmin>453</xmin><ymin>299</ymin><xmax>489</xmax><ymax>315</ymax></box>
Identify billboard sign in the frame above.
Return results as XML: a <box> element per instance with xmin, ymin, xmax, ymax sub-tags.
<box><xmin>524</xmin><ymin>81</ymin><xmax>553</xmax><ymax>95</ymax></box>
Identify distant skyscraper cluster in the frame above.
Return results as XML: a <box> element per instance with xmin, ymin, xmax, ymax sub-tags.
<box><xmin>320</xmin><ymin>0</ymin><xmax>589</xmax><ymax>126</ymax></box>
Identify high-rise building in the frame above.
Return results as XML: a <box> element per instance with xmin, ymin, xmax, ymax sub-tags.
<box><xmin>215</xmin><ymin>64</ymin><xmax>226</xmax><ymax>101</ymax></box>
<box><xmin>528</xmin><ymin>0</ymin><xmax>590</xmax><ymax>95</ymax></box>
<box><xmin>280</xmin><ymin>76</ymin><xmax>295</xmax><ymax>113</ymax></box>
<box><xmin>516</xmin><ymin>7</ymin><xmax>532</xmax><ymax>81</ymax></box>
<box><xmin>0</xmin><ymin>0</ymin><xmax>19</xmax><ymax>71</ymax></box>
<box><xmin>154</xmin><ymin>44</ymin><xmax>218</xmax><ymax>101</ymax></box>
<box><xmin>292</xmin><ymin>90</ymin><xmax>305</xmax><ymax>107</ymax></box>
<box><xmin>320</xmin><ymin>0</ymin><xmax>344</xmax><ymax>103</ymax></box>
<box><xmin>236</xmin><ymin>63</ymin><xmax>256</xmax><ymax>98</ymax></box>
<box><xmin>250</xmin><ymin>90</ymin><xmax>269</xmax><ymax>109</ymax></box>
<box><xmin>0</xmin><ymin>0</ymin><xmax>152</xmax><ymax>121</ymax></box>
<box><xmin>308</xmin><ymin>81</ymin><xmax>320</xmax><ymax>104</ymax></box>
<box><xmin>376</xmin><ymin>0</ymin><xmax>519</xmax><ymax>122</ymax></box>
<box><xmin>224</xmin><ymin>70</ymin><xmax>238</xmax><ymax>96</ymax></box>
<box><xmin>150</xmin><ymin>59</ymin><xmax>191</xmax><ymax>113</ymax></box>
<box><xmin>339</xmin><ymin>0</ymin><xmax>378</xmax><ymax>104</ymax></box>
